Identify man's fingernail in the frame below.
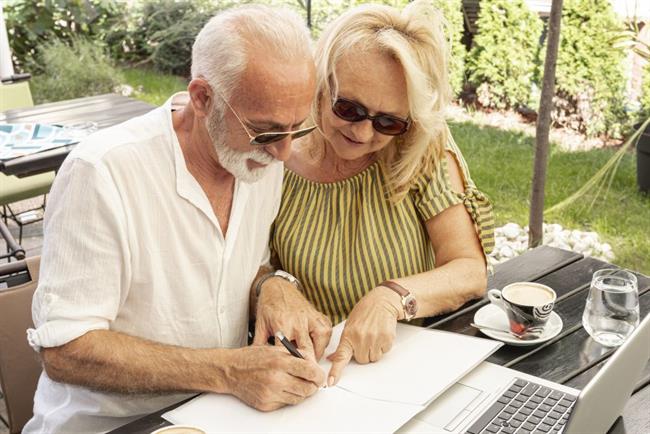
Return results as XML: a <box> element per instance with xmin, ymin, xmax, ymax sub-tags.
<box><xmin>328</xmin><ymin>376</ymin><xmax>335</xmax><ymax>387</ymax></box>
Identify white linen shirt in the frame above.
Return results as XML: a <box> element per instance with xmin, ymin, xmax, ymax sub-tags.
<box><xmin>23</xmin><ymin>93</ymin><xmax>283</xmax><ymax>433</ymax></box>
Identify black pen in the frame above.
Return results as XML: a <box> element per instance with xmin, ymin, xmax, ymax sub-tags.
<box><xmin>275</xmin><ymin>331</ymin><xmax>304</xmax><ymax>359</ymax></box>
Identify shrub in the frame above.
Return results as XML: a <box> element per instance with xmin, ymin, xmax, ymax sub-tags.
<box><xmin>554</xmin><ymin>0</ymin><xmax>627</xmax><ymax>138</ymax></box>
<box><xmin>104</xmin><ymin>0</ymin><xmax>245</xmax><ymax>76</ymax></box>
<box><xmin>5</xmin><ymin>0</ymin><xmax>123</xmax><ymax>73</ymax></box>
<box><xmin>289</xmin><ymin>0</ymin><xmax>351</xmax><ymax>38</ymax></box>
<box><xmin>146</xmin><ymin>1</ymin><xmax>220</xmax><ymax>76</ymax></box>
<box><xmin>465</xmin><ymin>0</ymin><xmax>542</xmax><ymax>110</ymax></box>
<box><xmin>30</xmin><ymin>38</ymin><xmax>122</xmax><ymax>103</ymax></box>
<box><xmin>431</xmin><ymin>0</ymin><xmax>465</xmax><ymax>97</ymax></box>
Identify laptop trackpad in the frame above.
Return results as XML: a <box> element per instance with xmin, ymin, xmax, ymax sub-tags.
<box><xmin>415</xmin><ymin>383</ymin><xmax>486</xmax><ymax>431</ymax></box>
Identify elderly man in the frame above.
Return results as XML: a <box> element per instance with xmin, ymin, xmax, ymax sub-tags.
<box><xmin>23</xmin><ymin>5</ymin><xmax>331</xmax><ymax>433</ymax></box>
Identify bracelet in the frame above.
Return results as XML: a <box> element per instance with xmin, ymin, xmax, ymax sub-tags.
<box><xmin>255</xmin><ymin>270</ymin><xmax>301</xmax><ymax>298</ymax></box>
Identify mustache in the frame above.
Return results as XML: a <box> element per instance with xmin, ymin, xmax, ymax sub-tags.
<box><xmin>248</xmin><ymin>149</ymin><xmax>276</xmax><ymax>165</ymax></box>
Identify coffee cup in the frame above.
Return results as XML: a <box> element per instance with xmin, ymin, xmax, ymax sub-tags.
<box><xmin>150</xmin><ymin>426</ymin><xmax>206</xmax><ymax>434</ymax></box>
<box><xmin>487</xmin><ymin>282</ymin><xmax>556</xmax><ymax>335</ymax></box>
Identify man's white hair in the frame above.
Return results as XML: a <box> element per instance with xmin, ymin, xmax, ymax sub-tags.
<box><xmin>191</xmin><ymin>4</ymin><xmax>313</xmax><ymax>102</ymax></box>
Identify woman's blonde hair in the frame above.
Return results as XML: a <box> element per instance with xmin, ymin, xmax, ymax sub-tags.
<box><xmin>312</xmin><ymin>0</ymin><xmax>452</xmax><ymax>202</ymax></box>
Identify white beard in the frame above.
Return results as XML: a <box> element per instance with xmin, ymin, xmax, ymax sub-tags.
<box><xmin>207</xmin><ymin>109</ymin><xmax>276</xmax><ymax>183</ymax></box>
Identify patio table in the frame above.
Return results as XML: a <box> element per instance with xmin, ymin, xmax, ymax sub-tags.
<box><xmin>108</xmin><ymin>245</ymin><xmax>650</xmax><ymax>434</ymax></box>
<box><xmin>0</xmin><ymin>93</ymin><xmax>154</xmax><ymax>178</ymax></box>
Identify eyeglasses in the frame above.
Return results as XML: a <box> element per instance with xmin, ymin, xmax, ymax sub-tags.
<box><xmin>331</xmin><ymin>98</ymin><xmax>410</xmax><ymax>136</ymax></box>
<box><xmin>216</xmin><ymin>90</ymin><xmax>316</xmax><ymax>146</ymax></box>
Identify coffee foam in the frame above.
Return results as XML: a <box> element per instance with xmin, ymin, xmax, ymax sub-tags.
<box><xmin>504</xmin><ymin>283</ymin><xmax>554</xmax><ymax>306</ymax></box>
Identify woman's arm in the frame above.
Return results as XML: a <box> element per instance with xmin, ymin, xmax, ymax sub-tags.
<box><xmin>392</xmin><ymin>150</ymin><xmax>488</xmax><ymax>317</ymax></box>
<box><xmin>327</xmin><ymin>151</ymin><xmax>488</xmax><ymax>385</ymax></box>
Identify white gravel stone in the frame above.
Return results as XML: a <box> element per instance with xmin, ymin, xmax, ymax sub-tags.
<box><xmin>502</xmin><ymin>223</ymin><xmax>521</xmax><ymax>240</ymax></box>
<box><xmin>489</xmin><ymin>223</ymin><xmax>615</xmax><ymax>267</ymax></box>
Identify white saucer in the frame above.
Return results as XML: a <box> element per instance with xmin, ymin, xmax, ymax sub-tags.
<box><xmin>473</xmin><ymin>304</ymin><xmax>563</xmax><ymax>346</ymax></box>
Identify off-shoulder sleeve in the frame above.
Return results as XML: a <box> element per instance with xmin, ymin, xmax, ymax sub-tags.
<box><xmin>411</xmin><ymin>138</ymin><xmax>495</xmax><ymax>263</ymax></box>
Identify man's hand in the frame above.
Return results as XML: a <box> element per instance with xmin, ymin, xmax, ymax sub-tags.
<box><xmin>225</xmin><ymin>345</ymin><xmax>325</xmax><ymax>412</ymax></box>
<box><xmin>253</xmin><ymin>277</ymin><xmax>332</xmax><ymax>361</ymax></box>
<box><xmin>327</xmin><ymin>286</ymin><xmax>401</xmax><ymax>386</ymax></box>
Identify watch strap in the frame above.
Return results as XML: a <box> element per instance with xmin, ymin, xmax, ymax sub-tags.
<box><xmin>379</xmin><ymin>280</ymin><xmax>417</xmax><ymax>321</ymax></box>
<box><xmin>255</xmin><ymin>270</ymin><xmax>300</xmax><ymax>297</ymax></box>
<box><xmin>380</xmin><ymin>280</ymin><xmax>410</xmax><ymax>298</ymax></box>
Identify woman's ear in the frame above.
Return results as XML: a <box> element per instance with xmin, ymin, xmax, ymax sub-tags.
<box><xmin>187</xmin><ymin>78</ymin><xmax>213</xmax><ymax>118</ymax></box>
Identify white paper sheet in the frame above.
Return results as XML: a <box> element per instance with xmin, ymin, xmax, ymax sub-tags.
<box><xmin>164</xmin><ymin>386</ymin><xmax>421</xmax><ymax>433</ymax></box>
<box><xmin>163</xmin><ymin>323</ymin><xmax>502</xmax><ymax>433</ymax></box>
<box><xmin>329</xmin><ymin>324</ymin><xmax>502</xmax><ymax>405</ymax></box>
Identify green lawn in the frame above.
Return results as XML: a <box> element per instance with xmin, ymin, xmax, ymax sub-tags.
<box><xmin>451</xmin><ymin>121</ymin><xmax>650</xmax><ymax>275</ymax></box>
<box><xmin>120</xmin><ymin>67</ymin><xmax>188</xmax><ymax>106</ymax></box>
<box><xmin>122</xmin><ymin>68</ymin><xmax>650</xmax><ymax>276</ymax></box>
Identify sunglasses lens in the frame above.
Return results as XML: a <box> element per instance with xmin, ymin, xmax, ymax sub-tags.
<box><xmin>373</xmin><ymin>116</ymin><xmax>409</xmax><ymax>136</ymax></box>
<box><xmin>251</xmin><ymin>133</ymin><xmax>287</xmax><ymax>145</ymax></box>
<box><xmin>291</xmin><ymin>126</ymin><xmax>316</xmax><ymax>140</ymax></box>
<box><xmin>332</xmin><ymin>99</ymin><xmax>366</xmax><ymax>122</ymax></box>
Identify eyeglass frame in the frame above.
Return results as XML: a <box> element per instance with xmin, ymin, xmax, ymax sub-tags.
<box><xmin>331</xmin><ymin>97</ymin><xmax>411</xmax><ymax>136</ymax></box>
<box><xmin>214</xmin><ymin>89</ymin><xmax>316</xmax><ymax>146</ymax></box>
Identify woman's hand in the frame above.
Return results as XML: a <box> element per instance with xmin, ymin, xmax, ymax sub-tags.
<box><xmin>327</xmin><ymin>286</ymin><xmax>402</xmax><ymax>386</ymax></box>
<box><xmin>253</xmin><ymin>277</ymin><xmax>332</xmax><ymax>361</ymax></box>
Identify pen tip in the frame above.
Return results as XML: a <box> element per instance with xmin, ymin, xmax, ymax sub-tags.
<box><xmin>275</xmin><ymin>331</ymin><xmax>285</xmax><ymax>340</ymax></box>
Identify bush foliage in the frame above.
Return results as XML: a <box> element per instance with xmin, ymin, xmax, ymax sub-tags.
<box><xmin>554</xmin><ymin>0</ymin><xmax>627</xmax><ymax>138</ymax></box>
<box><xmin>5</xmin><ymin>0</ymin><xmax>121</xmax><ymax>73</ymax></box>
<box><xmin>431</xmin><ymin>0</ymin><xmax>465</xmax><ymax>97</ymax></box>
<box><xmin>105</xmin><ymin>0</ymin><xmax>237</xmax><ymax>76</ymax></box>
<box><xmin>466</xmin><ymin>0</ymin><xmax>542</xmax><ymax>110</ymax></box>
<box><xmin>30</xmin><ymin>38</ymin><xmax>122</xmax><ymax>103</ymax></box>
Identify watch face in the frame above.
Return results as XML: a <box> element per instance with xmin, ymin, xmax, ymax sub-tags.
<box><xmin>404</xmin><ymin>295</ymin><xmax>418</xmax><ymax>316</ymax></box>
<box><xmin>275</xmin><ymin>270</ymin><xmax>295</xmax><ymax>283</ymax></box>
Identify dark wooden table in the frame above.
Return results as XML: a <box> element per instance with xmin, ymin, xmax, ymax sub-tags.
<box><xmin>0</xmin><ymin>93</ymin><xmax>154</xmax><ymax>177</ymax></box>
<box><xmin>110</xmin><ymin>246</ymin><xmax>650</xmax><ymax>434</ymax></box>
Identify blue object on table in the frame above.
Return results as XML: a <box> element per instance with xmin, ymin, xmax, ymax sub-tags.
<box><xmin>0</xmin><ymin>123</ymin><xmax>90</xmax><ymax>160</ymax></box>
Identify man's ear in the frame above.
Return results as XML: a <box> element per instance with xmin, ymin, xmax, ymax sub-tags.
<box><xmin>188</xmin><ymin>78</ymin><xmax>212</xmax><ymax>118</ymax></box>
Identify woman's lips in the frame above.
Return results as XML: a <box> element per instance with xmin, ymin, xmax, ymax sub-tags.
<box><xmin>341</xmin><ymin>132</ymin><xmax>364</xmax><ymax>146</ymax></box>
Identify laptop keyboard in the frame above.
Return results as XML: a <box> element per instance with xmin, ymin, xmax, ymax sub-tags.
<box><xmin>465</xmin><ymin>378</ymin><xmax>578</xmax><ymax>434</ymax></box>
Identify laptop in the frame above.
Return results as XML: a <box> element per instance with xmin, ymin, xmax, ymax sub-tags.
<box><xmin>399</xmin><ymin>313</ymin><xmax>650</xmax><ymax>434</ymax></box>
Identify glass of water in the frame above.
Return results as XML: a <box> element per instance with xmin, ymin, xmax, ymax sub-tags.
<box><xmin>582</xmin><ymin>268</ymin><xmax>639</xmax><ymax>347</ymax></box>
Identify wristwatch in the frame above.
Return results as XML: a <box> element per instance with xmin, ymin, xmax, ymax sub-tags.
<box><xmin>255</xmin><ymin>270</ymin><xmax>302</xmax><ymax>297</ymax></box>
<box><xmin>379</xmin><ymin>280</ymin><xmax>418</xmax><ymax>321</ymax></box>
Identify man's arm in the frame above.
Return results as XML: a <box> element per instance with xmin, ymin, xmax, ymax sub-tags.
<box><xmin>249</xmin><ymin>265</ymin><xmax>273</xmax><ymax>318</ymax></box>
<box><xmin>42</xmin><ymin>329</ymin><xmax>325</xmax><ymax>411</ymax></box>
<box><xmin>249</xmin><ymin>266</ymin><xmax>332</xmax><ymax>361</ymax></box>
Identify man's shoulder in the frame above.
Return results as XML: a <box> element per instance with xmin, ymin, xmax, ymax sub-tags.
<box><xmin>69</xmin><ymin>106</ymin><xmax>171</xmax><ymax>167</ymax></box>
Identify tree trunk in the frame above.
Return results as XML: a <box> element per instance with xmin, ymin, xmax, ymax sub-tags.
<box><xmin>529</xmin><ymin>0</ymin><xmax>564</xmax><ymax>248</ymax></box>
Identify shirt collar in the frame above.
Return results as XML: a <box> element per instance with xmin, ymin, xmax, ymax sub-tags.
<box><xmin>164</xmin><ymin>92</ymin><xmax>251</xmax><ymax>242</ymax></box>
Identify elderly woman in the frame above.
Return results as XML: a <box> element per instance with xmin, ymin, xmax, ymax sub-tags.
<box><xmin>255</xmin><ymin>0</ymin><xmax>494</xmax><ymax>386</ymax></box>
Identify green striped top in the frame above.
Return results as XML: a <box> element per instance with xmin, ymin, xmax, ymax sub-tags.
<box><xmin>270</xmin><ymin>141</ymin><xmax>495</xmax><ymax>324</ymax></box>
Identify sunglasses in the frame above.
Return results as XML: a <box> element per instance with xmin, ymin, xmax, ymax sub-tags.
<box><xmin>216</xmin><ymin>90</ymin><xmax>316</xmax><ymax>146</ymax></box>
<box><xmin>331</xmin><ymin>98</ymin><xmax>410</xmax><ymax>136</ymax></box>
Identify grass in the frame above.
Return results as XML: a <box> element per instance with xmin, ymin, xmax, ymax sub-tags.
<box><xmin>120</xmin><ymin>67</ymin><xmax>188</xmax><ymax>106</ymax></box>
<box><xmin>451</xmin><ymin>121</ymin><xmax>650</xmax><ymax>276</ymax></box>
<box><xmin>120</xmin><ymin>67</ymin><xmax>649</xmax><ymax>276</ymax></box>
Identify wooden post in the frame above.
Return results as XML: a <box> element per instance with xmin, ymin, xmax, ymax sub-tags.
<box><xmin>306</xmin><ymin>0</ymin><xmax>312</xmax><ymax>29</ymax></box>
<box><xmin>529</xmin><ymin>0</ymin><xmax>563</xmax><ymax>247</ymax></box>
